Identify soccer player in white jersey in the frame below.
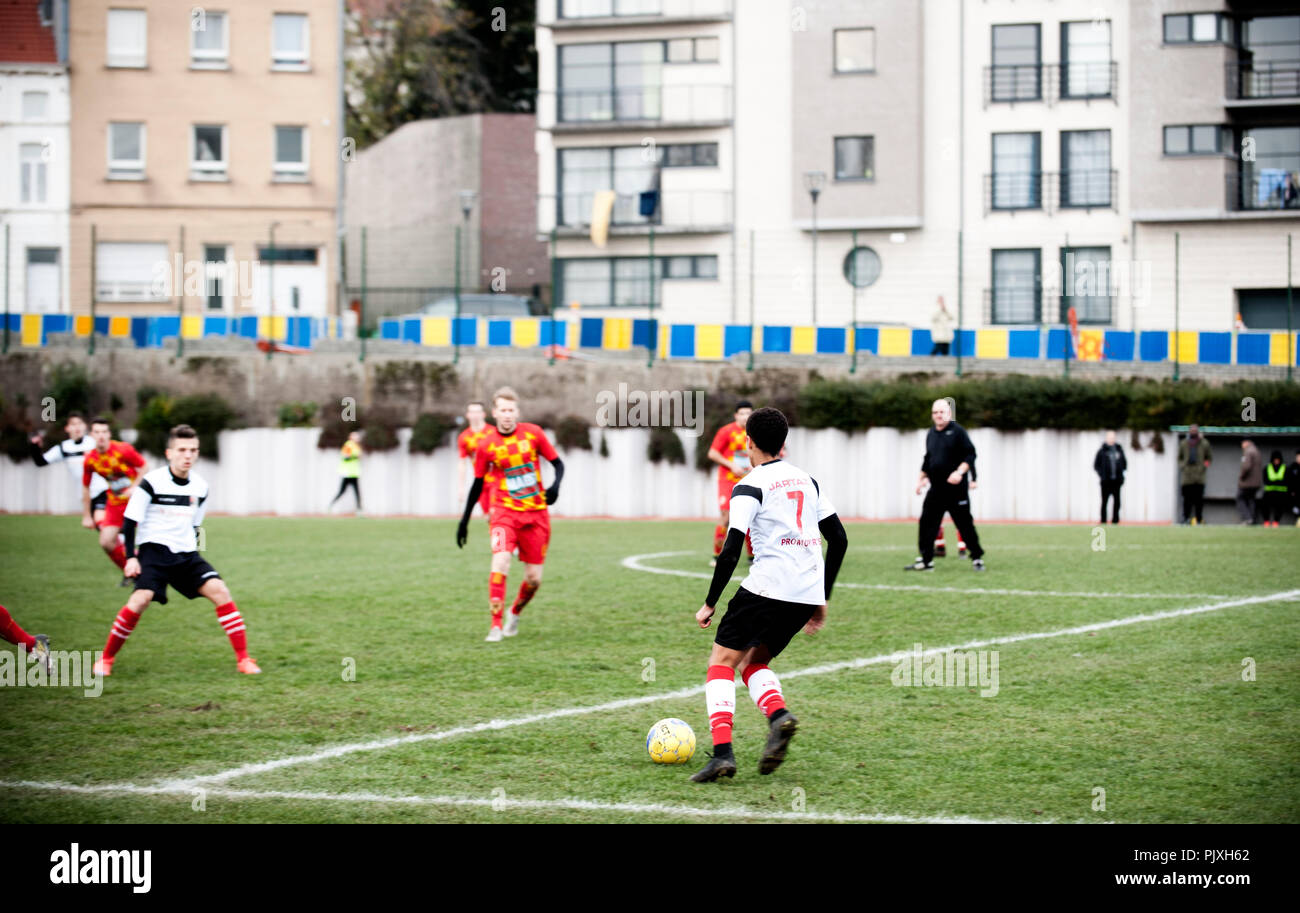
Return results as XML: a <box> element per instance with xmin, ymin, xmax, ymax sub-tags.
<box><xmin>91</xmin><ymin>424</ymin><xmax>260</xmax><ymax>677</ymax></box>
<box><xmin>691</xmin><ymin>407</ymin><xmax>848</xmax><ymax>782</ymax></box>
<box><xmin>29</xmin><ymin>412</ymin><xmax>111</xmax><ymax>527</ymax></box>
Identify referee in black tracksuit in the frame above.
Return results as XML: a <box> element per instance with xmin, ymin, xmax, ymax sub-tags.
<box><xmin>905</xmin><ymin>399</ymin><xmax>985</xmax><ymax>572</ymax></box>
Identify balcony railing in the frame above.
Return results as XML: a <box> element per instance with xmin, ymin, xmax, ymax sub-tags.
<box><xmin>1226</xmin><ymin>168</ymin><xmax>1300</xmax><ymax>211</ymax></box>
<box><xmin>984</xmin><ymin>62</ymin><xmax>1117</xmax><ymax>106</ymax></box>
<box><xmin>547</xmin><ymin>0</ymin><xmax>732</xmax><ymax>24</ymax></box>
<box><xmin>982</xmin><ymin>287</ymin><xmax>1041</xmax><ymax>325</ymax></box>
<box><xmin>538</xmin><ymin>189</ymin><xmax>732</xmax><ymax>233</ymax></box>
<box><xmin>1226</xmin><ymin>58</ymin><xmax>1300</xmax><ymax>100</ymax></box>
<box><xmin>537</xmin><ymin>84</ymin><xmax>733</xmax><ymax>129</ymax></box>
<box><xmin>984</xmin><ymin>171</ymin><xmax>1117</xmax><ymax>214</ymax></box>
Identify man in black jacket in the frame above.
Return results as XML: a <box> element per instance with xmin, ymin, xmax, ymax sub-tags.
<box><xmin>1094</xmin><ymin>430</ymin><xmax>1127</xmax><ymax>524</ymax></box>
<box><xmin>905</xmin><ymin>399</ymin><xmax>985</xmax><ymax>572</ymax></box>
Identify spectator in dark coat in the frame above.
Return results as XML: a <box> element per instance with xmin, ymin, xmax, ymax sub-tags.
<box><xmin>1237</xmin><ymin>439</ymin><xmax>1263</xmax><ymax>525</ymax></box>
<box><xmin>1288</xmin><ymin>450</ymin><xmax>1300</xmax><ymax>527</ymax></box>
<box><xmin>1094</xmin><ymin>430</ymin><xmax>1126</xmax><ymax>524</ymax></box>
<box><xmin>1177</xmin><ymin>425</ymin><xmax>1212</xmax><ymax>525</ymax></box>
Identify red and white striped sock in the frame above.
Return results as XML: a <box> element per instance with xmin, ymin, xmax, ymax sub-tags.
<box><xmin>215</xmin><ymin>602</ymin><xmax>249</xmax><ymax>661</ymax></box>
<box><xmin>705</xmin><ymin>664</ymin><xmax>736</xmax><ymax>746</ymax></box>
<box><xmin>103</xmin><ymin>606</ymin><xmax>140</xmax><ymax>660</ymax></box>
<box><xmin>0</xmin><ymin>605</ymin><xmax>36</xmax><ymax>652</ymax></box>
<box><xmin>510</xmin><ymin>581</ymin><xmax>539</xmax><ymax>616</ymax></box>
<box><xmin>742</xmin><ymin>663</ymin><xmax>787</xmax><ymax>718</ymax></box>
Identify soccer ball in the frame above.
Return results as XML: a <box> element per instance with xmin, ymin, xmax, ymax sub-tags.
<box><xmin>646</xmin><ymin>718</ymin><xmax>696</xmax><ymax>764</ymax></box>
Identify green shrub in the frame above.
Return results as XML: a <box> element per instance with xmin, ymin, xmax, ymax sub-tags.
<box><xmin>647</xmin><ymin>426</ymin><xmax>686</xmax><ymax>465</ymax></box>
<box><xmin>135</xmin><ymin>393</ymin><xmax>238</xmax><ymax>458</ymax></box>
<box><xmin>136</xmin><ymin>386</ymin><xmax>164</xmax><ymax>411</ymax></box>
<box><xmin>277</xmin><ymin>401</ymin><xmax>319</xmax><ymax>428</ymax></box>
<box><xmin>410</xmin><ymin>413</ymin><xmax>457</xmax><ymax>454</ymax></box>
<box><xmin>553</xmin><ymin>415</ymin><xmax>593</xmax><ymax>451</ymax></box>
<box><xmin>361</xmin><ymin>411</ymin><xmax>402</xmax><ymax>452</ymax></box>
<box><xmin>44</xmin><ymin>361</ymin><xmax>92</xmax><ymax>418</ymax></box>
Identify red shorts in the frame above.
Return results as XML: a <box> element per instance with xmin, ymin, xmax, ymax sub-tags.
<box><xmin>717</xmin><ymin>476</ymin><xmax>739</xmax><ymax>511</ymax></box>
<box><xmin>102</xmin><ymin>499</ymin><xmax>129</xmax><ymax>529</ymax></box>
<box><xmin>489</xmin><ymin>507</ymin><xmax>551</xmax><ymax>565</ymax></box>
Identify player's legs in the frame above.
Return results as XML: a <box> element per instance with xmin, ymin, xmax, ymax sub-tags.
<box><xmin>330</xmin><ymin>477</ymin><xmax>349</xmax><ymax>507</ymax></box>
<box><xmin>913</xmin><ymin>490</ymin><xmax>945</xmax><ymax>566</ymax></box>
<box><xmin>712</xmin><ymin>493</ymin><xmax>729</xmax><ymax>562</ymax></box>
<box><xmin>96</xmin><ymin>588</ymin><xmax>154</xmax><ymax>676</ymax></box>
<box><xmin>197</xmin><ymin>577</ymin><xmax>259</xmax><ymax>673</ymax></box>
<box><xmin>0</xmin><ymin>604</ymin><xmax>37</xmax><ymax>652</ymax></box>
<box><xmin>349</xmin><ymin>477</ymin><xmax>362</xmax><ymax>512</ymax></box>
<box><xmin>97</xmin><ymin>524</ymin><xmax>127</xmax><ymax>570</ymax></box>
<box><xmin>486</xmin><ymin>515</ymin><xmax>518</xmax><ymax>640</ymax></box>
<box><xmin>504</xmin><ymin>513</ymin><xmax>548</xmax><ymax>636</ymax></box>
<box><xmin>947</xmin><ymin>497</ymin><xmax>985</xmax><ymax>562</ymax></box>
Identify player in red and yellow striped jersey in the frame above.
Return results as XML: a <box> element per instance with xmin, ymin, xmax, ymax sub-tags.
<box><xmin>81</xmin><ymin>417</ymin><xmax>147</xmax><ymax>576</ymax></box>
<box><xmin>456</xmin><ymin>387</ymin><xmax>565</xmax><ymax>643</ymax></box>
<box><xmin>456</xmin><ymin>401</ymin><xmax>495</xmax><ymax>519</ymax></box>
<box><xmin>707</xmin><ymin>400</ymin><xmax>753</xmax><ymax>564</ymax></box>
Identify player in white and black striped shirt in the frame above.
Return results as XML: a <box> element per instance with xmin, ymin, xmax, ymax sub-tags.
<box><xmin>91</xmin><ymin>424</ymin><xmax>260</xmax><ymax>677</ymax></box>
<box><xmin>29</xmin><ymin>412</ymin><xmax>111</xmax><ymax>524</ymax></box>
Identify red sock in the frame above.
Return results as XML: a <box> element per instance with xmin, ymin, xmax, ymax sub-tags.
<box><xmin>215</xmin><ymin>602</ymin><xmax>249</xmax><ymax>661</ymax></box>
<box><xmin>705</xmin><ymin>664</ymin><xmax>736</xmax><ymax>746</ymax></box>
<box><xmin>742</xmin><ymin>663</ymin><xmax>787</xmax><ymax>718</ymax></box>
<box><xmin>510</xmin><ymin>581</ymin><xmax>539</xmax><ymax>616</ymax></box>
<box><xmin>489</xmin><ymin>571</ymin><xmax>507</xmax><ymax>603</ymax></box>
<box><xmin>103</xmin><ymin>606</ymin><xmax>140</xmax><ymax>660</ymax></box>
<box><xmin>108</xmin><ymin>542</ymin><xmax>127</xmax><ymax>570</ymax></box>
<box><xmin>745</xmin><ymin>531</ymin><xmax>753</xmax><ymax>558</ymax></box>
<box><xmin>712</xmin><ymin>524</ymin><xmax>726</xmax><ymax>556</ymax></box>
<box><xmin>0</xmin><ymin>605</ymin><xmax>36</xmax><ymax>652</ymax></box>
<box><xmin>935</xmin><ymin>531</ymin><xmax>945</xmax><ymax>548</ymax></box>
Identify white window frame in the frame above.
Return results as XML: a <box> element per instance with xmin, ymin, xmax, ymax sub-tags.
<box><xmin>20</xmin><ymin>144</ymin><xmax>48</xmax><ymax>204</ymax></box>
<box><xmin>22</xmin><ymin>91</ymin><xmax>49</xmax><ymax>120</ymax></box>
<box><xmin>833</xmin><ymin>27</ymin><xmax>876</xmax><ymax>74</ymax></box>
<box><xmin>191</xmin><ymin>124</ymin><xmax>229</xmax><ymax>180</ymax></box>
<box><xmin>272</xmin><ymin>13</ymin><xmax>310</xmax><ymax>71</ymax></box>
<box><xmin>95</xmin><ymin>241</ymin><xmax>170</xmax><ymax>303</ymax></box>
<box><xmin>273</xmin><ymin>125</ymin><xmax>309</xmax><ymax>179</ymax></box>
<box><xmin>107</xmin><ymin>122</ymin><xmax>146</xmax><ymax>180</ymax></box>
<box><xmin>203</xmin><ymin>244</ymin><xmax>232</xmax><ymax>312</ymax></box>
<box><xmin>106</xmin><ymin>8</ymin><xmax>148</xmax><ymax>68</ymax></box>
<box><xmin>191</xmin><ymin>10</ymin><xmax>230</xmax><ymax>69</ymax></box>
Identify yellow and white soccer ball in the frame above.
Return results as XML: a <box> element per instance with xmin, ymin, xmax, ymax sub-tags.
<box><xmin>646</xmin><ymin>718</ymin><xmax>696</xmax><ymax>764</ymax></box>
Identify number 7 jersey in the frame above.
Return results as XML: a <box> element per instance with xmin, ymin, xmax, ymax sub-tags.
<box><xmin>728</xmin><ymin>459</ymin><xmax>837</xmax><ymax>605</ymax></box>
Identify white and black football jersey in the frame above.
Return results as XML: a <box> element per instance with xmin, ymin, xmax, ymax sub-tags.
<box><xmin>41</xmin><ymin>437</ymin><xmax>109</xmax><ymax>497</ymax></box>
<box><xmin>728</xmin><ymin>459</ymin><xmax>837</xmax><ymax>605</ymax></box>
<box><xmin>124</xmin><ymin>467</ymin><xmax>209</xmax><ymax>554</ymax></box>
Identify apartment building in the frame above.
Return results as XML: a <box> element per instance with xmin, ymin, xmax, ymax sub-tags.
<box><xmin>68</xmin><ymin>0</ymin><xmax>340</xmax><ymax>321</ymax></box>
<box><xmin>536</xmin><ymin>0</ymin><xmax>1299</xmax><ymax>337</ymax></box>
<box><xmin>1</xmin><ymin>0</ymin><xmax>70</xmax><ymax>314</ymax></box>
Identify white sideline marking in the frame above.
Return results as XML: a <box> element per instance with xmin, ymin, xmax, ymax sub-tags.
<box><xmin>622</xmin><ymin>551</ymin><xmax>1229</xmax><ymax>601</ymax></box>
<box><xmin>0</xmin><ymin>780</ymin><xmax>1040</xmax><ymax>824</ymax></box>
<box><xmin>165</xmin><ymin>587</ymin><xmax>1300</xmax><ymax>788</ymax></box>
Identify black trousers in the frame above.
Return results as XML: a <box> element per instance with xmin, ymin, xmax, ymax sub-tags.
<box><xmin>919</xmin><ymin>486</ymin><xmax>982</xmax><ymax>562</ymax></box>
<box><xmin>1262</xmin><ymin>490</ymin><xmax>1288</xmax><ymax>522</ymax></box>
<box><xmin>1180</xmin><ymin>483</ymin><xmax>1205</xmax><ymax>522</ymax></box>
<box><xmin>1236</xmin><ymin>486</ymin><xmax>1259</xmax><ymax>523</ymax></box>
<box><xmin>1100</xmin><ymin>480</ymin><xmax>1122</xmax><ymax>523</ymax></box>
<box><xmin>930</xmin><ymin>342</ymin><xmax>951</xmax><ymax>356</ymax></box>
<box><xmin>332</xmin><ymin>476</ymin><xmax>361</xmax><ymax>509</ymax></box>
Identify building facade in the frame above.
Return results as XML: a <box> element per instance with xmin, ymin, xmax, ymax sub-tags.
<box><xmin>68</xmin><ymin>0</ymin><xmax>341</xmax><ymax>326</ymax></box>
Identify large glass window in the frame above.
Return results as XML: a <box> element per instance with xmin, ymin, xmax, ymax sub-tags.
<box><xmin>272</xmin><ymin>13</ymin><xmax>309</xmax><ymax>69</ymax></box>
<box><xmin>834</xmin><ymin>28</ymin><xmax>875</xmax><ymax>73</ymax></box>
<box><xmin>1164</xmin><ymin>12</ymin><xmax>1231</xmax><ymax>44</ymax></box>
<box><xmin>1163</xmin><ymin>124</ymin><xmax>1229</xmax><ymax>156</ymax></box>
<box><xmin>991</xmin><ymin>24</ymin><xmax>1041</xmax><ymax>102</ymax></box>
<box><xmin>1061</xmin><ymin>20</ymin><xmax>1111</xmax><ymax>98</ymax></box>
<box><xmin>991</xmin><ymin>249</ymin><xmax>1040</xmax><ymax>324</ymax></box>
<box><xmin>560</xmin><ymin>41</ymin><xmax>664</xmax><ymax>122</ymax></box>
<box><xmin>1240</xmin><ymin>126</ymin><xmax>1300</xmax><ymax>209</ymax></box>
<box><xmin>191</xmin><ymin>10</ymin><xmax>228</xmax><ymax>67</ymax></box>
<box><xmin>106</xmin><ymin>8</ymin><xmax>147</xmax><ymax>67</ymax></box>
<box><xmin>991</xmin><ymin>132</ymin><xmax>1040</xmax><ymax>209</ymax></box>
<box><xmin>834</xmin><ymin>136</ymin><xmax>874</xmax><ymax>181</ymax></box>
<box><xmin>1239</xmin><ymin>16</ymin><xmax>1300</xmax><ymax>98</ymax></box>
<box><xmin>558</xmin><ymin>146</ymin><xmax>662</xmax><ymax>226</ymax></box>
<box><xmin>20</xmin><ymin>144</ymin><xmax>46</xmax><ymax>204</ymax></box>
<box><xmin>1060</xmin><ymin>130</ymin><xmax>1111</xmax><ymax>208</ymax></box>
<box><xmin>108</xmin><ymin>122</ymin><xmax>145</xmax><ymax>179</ymax></box>
<box><xmin>192</xmin><ymin>124</ymin><xmax>227</xmax><ymax>179</ymax></box>
<box><xmin>1060</xmin><ymin>247</ymin><xmax>1113</xmax><ymax>324</ymax></box>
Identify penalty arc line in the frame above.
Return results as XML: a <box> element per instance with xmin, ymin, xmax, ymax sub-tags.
<box><xmin>621</xmin><ymin>550</ymin><xmax>1230</xmax><ymax>601</ymax></box>
<box><xmin>158</xmin><ymin>586</ymin><xmax>1300</xmax><ymax>789</ymax></box>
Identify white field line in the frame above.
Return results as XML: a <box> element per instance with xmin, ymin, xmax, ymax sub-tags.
<box><xmin>0</xmin><ymin>780</ymin><xmax>1044</xmax><ymax>824</ymax></box>
<box><xmin>160</xmin><ymin>587</ymin><xmax>1300</xmax><ymax>789</ymax></box>
<box><xmin>850</xmin><ymin>544</ymin><xmax>1232</xmax><ymax>552</ymax></box>
<box><xmin>622</xmin><ymin>551</ymin><xmax>1230</xmax><ymax>601</ymax></box>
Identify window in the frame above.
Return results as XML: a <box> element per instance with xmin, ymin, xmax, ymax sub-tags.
<box><xmin>1164</xmin><ymin>124</ymin><xmax>1230</xmax><ymax>156</ymax></box>
<box><xmin>272</xmin><ymin>13</ymin><xmax>308</xmax><ymax>69</ymax></box>
<box><xmin>1060</xmin><ymin>129</ymin><xmax>1111</xmax><ymax>208</ymax></box>
<box><xmin>108</xmin><ymin>122</ymin><xmax>145</xmax><ymax>179</ymax></box>
<box><xmin>991</xmin><ymin>249</ymin><xmax>1040</xmax><ymax>324</ymax></box>
<box><xmin>204</xmin><ymin>245</ymin><xmax>230</xmax><ymax>311</ymax></box>
<box><xmin>558</xmin><ymin>146</ymin><xmax>661</xmax><ymax>226</ymax></box>
<box><xmin>834</xmin><ymin>28</ymin><xmax>875</xmax><ymax>73</ymax></box>
<box><xmin>20</xmin><ymin>144</ymin><xmax>47</xmax><ymax>204</ymax></box>
<box><xmin>257</xmin><ymin>247</ymin><xmax>318</xmax><ymax>263</ymax></box>
<box><xmin>559</xmin><ymin>258</ymin><xmax>664</xmax><ymax>307</ymax></box>
<box><xmin>1060</xmin><ymin>247</ymin><xmax>1113</xmax><ymax>324</ymax></box>
<box><xmin>834</xmin><ymin>136</ymin><xmax>874</xmax><ymax>181</ymax></box>
<box><xmin>1239</xmin><ymin>16</ymin><xmax>1300</xmax><ymax>99</ymax></box>
<box><xmin>667</xmin><ymin>36</ymin><xmax>718</xmax><ymax>63</ymax></box>
<box><xmin>38</xmin><ymin>0</ymin><xmax>53</xmax><ymax>27</ymax></box>
<box><xmin>1061</xmin><ymin>20</ymin><xmax>1112</xmax><ymax>98</ymax></box>
<box><xmin>843</xmin><ymin>246</ymin><xmax>882</xmax><ymax>287</ymax></box>
<box><xmin>22</xmin><ymin>91</ymin><xmax>48</xmax><ymax>120</ymax></box>
<box><xmin>191</xmin><ymin>10</ymin><xmax>228</xmax><ymax>67</ymax></box>
<box><xmin>25</xmin><ymin>248</ymin><xmax>60</xmax><ymax>313</ymax></box>
<box><xmin>106</xmin><ymin>8</ymin><xmax>147</xmax><ymax>67</ymax></box>
<box><xmin>663</xmin><ymin>143</ymin><xmax>718</xmax><ymax>167</ymax></box>
<box><xmin>1164</xmin><ymin>12</ymin><xmax>1231</xmax><ymax>45</ymax></box>
<box><xmin>559</xmin><ymin>41</ymin><xmax>663</xmax><ymax>122</ymax></box>
<box><xmin>559</xmin><ymin>0</ymin><xmax>662</xmax><ymax>17</ymax></box>
<box><xmin>191</xmin><ymin>124</ymin><xmax>227</xmax><ymax>179</ymax></box>
<box><xmin>1238</xmin><ymin>126</ymin><xmax>1300</xmax><ymax>210</ymax></box>
<box><xmin>991</xmin><ymin>133</ymin><xmax>1040</xmax><ymax>210</ymax></box>
<box><xmin>95</xmin><ymin>242</ymin><xmax>169</xmax><ymax>302</ymax></box>
<box><xmin>274</xmin><ymin>125</ymin><xmax>308</xmax><ymax>179</ymax></box>
<box><xmin>662</xmin><ymin>255</ymin><xmax>718</xmax><ymax>279</ymax></box>
<box><xmin>991</xmin><ymin>24</ymin><xmax>1041</xmax><ymax>102</ymax></box>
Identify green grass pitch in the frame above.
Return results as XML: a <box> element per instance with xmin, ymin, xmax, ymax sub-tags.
<box><xmin>1</xmin><ymin>514</ymin><xmax>1297</xmax><ymax>823</ymax></box>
